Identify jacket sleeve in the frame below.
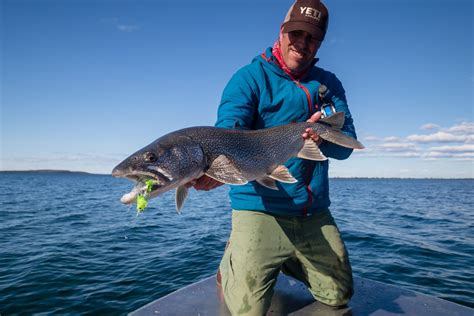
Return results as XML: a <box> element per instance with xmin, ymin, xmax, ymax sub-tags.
<box><xmin>319</xmin><ymin>74</ymin><xmax>358</xmax><ymax>160</ymax></box>
<box><xmin>215</xmin><ymin>67</ymin><xmax>259</xmax><ymax>129</ymax></box>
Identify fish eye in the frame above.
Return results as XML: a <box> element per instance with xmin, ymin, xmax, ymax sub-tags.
<box><xmin>143</xmin><ymin>152</ymin><xmax>157</xmax><ymax>162</ymax></box>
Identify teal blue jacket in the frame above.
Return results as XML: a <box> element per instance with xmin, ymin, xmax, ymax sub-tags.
<box><xmin>215</xmin><ymin>47</ymin><xmax>358</xmax><ymax>216</ymax></box>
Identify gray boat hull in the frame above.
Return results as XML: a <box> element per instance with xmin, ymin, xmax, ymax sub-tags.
<box><xmin>130</xmin><ymin>274</ymin><xmax>473</xmax><ymax>315</ymax></box>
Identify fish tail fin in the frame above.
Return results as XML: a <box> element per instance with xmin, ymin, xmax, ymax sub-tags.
<box><xmin>318</xmin><ymin>127</ymin><xmax>365</xmax><ymax>149</ymax></box>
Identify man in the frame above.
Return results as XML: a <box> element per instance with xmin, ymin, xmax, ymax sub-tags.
<box><xmin>192</xmin><ymin>0</ymin><xmax>356</xmax><ymax>314</ymax></box>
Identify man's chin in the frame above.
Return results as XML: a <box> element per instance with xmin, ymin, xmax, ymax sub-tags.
<box><xmin>287</xmin><ymin>63</ymin><xmax>308</xmax><ymax>74</ymax></box>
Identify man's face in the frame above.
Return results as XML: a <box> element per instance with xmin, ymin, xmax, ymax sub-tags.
<box><xmin>280</xmin><ymin>30</ymin><xmax>321</xmax><ymax>73</ymax></box>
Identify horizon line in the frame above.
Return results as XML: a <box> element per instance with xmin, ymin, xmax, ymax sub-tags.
<box><xmin>0</xmin><ymin>169</ymin><xmax>472</xmax><ymax>180</ymax></box>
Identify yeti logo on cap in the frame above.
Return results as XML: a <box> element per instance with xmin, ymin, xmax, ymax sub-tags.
<box><xmin>282</xmin><ymin>0</ymin><xmax>329</xmax><ymax>41</ymax></box>
<box><xmin>299</xmin><ymin>7</ymin><xmax>322</xmax><ymax>21</ymax></box>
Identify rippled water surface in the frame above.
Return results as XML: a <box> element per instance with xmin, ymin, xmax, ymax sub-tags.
<box><xmin>0</xmin><ymin>173</ymin><xmax>473</xmax><ymax>314</ymax></box>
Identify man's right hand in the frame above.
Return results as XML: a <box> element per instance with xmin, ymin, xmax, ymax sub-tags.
<box><xmin>186</xmin><ymin>175</ymin><xmax>224</xmax><ymax>191</ymax></box>
<box><xmin>303</xmin><ymin>111</ymin><xmax>323</xmax><ymax>145</ymax></box>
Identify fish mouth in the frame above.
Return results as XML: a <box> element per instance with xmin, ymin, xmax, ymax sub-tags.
<box><xmin>115</xmin><ymin>171</ymin><xmax>169</xmax><ymax>205</ymax></box>
<box><xmin>119</xmin><ymin>171</ymin><xmax>158</xmax><ymax>182</ymax></box>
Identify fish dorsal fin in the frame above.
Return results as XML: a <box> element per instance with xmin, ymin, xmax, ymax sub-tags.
<box><xmin>206</xmin><ymin>155</ymin><xmax>248</xmax><ymax>185</ymax></box>
<box><xmin>320</xmin><ymin>112</ymin><xmax>345</xmax><ymax>129</ymax></box>
<box><xmin>297</xmin><ymin>139</ymin><xmax>328</xmax><ymax>161</ymax></box>
<box><xmin>268</xmin><ymin>165</ymin><xmax>297</xmax><ymax>183</ymax></box>
<box><xmin>256</xmin><ymin>177</ymin><xmax>279</xmax><ymax>190</ymax></box>
<box><xmin>175</xmin><ymin>185</ymin><xmax>188</xmax><ymax>214</ymax></box>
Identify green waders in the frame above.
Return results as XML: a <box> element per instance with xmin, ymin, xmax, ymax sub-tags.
<box><xmin>219</xmin><ymin>210</ymin><xmax>353</xmax><ymax>315</ymax></box>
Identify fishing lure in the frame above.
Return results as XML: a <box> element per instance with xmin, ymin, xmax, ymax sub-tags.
<box><xmin>135</xmin><ymin>179</ymin><xmax>157</xmax><ymax>213</ymax></box>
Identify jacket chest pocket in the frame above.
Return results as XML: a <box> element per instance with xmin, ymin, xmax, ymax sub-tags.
<box><xmin>257</xmin><ymin>90</ymin><xmax>309</xmax><ymax>125</ymax></box>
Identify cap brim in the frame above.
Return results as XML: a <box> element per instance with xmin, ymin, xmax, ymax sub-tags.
<box><xmin>282</xmin><ymin>21</ymin><xmax>325</xmax><ymax>41</ymax></box>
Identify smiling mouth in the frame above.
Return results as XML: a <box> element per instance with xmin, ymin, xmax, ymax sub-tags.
<box><xmin>290</xmin><ymin>48</ymin><xmax>306</xmax><ymax>58</ymax></box>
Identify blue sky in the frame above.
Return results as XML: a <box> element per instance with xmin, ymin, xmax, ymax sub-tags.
<box><xmin>1</xmin><ymin>0</ymin><xmax>473</xmax><ymax>178</ymax></box>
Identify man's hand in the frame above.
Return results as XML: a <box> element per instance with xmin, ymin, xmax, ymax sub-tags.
<box><xmin>185</xmin><ymin>175</ymin><xmax>224</xmax><ymax>191</ymax></box>
<box><xmin>302</xmin><ymin>111</ymin><xmax>323</xmax><ymax>145</ymax></box>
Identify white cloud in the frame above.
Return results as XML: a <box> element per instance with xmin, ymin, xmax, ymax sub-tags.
<box><xmin>444</xmin><ymin>122</ymin><xmax>474</xmax><ymax>135</ymax></box>
<box><xmin>429</xmin><ymin>144</ymin><xmax>474</xmax><ymax>153</ymax></box>
<box><xmin>420</xmin><ymin>123</ymin><xmax>440</xmax><ymax>130</ymax></box>
<box><xmin>423</xmin><ymin>151</ymin><xmax>474</xmax><ymax>159</ymax></box>
<box><xmin>364</xmin><ymin>135</ymin><xmax>380</xmax><ymax>141</ymax></box>
<box><xmin>116</xmin><ymin>24</ymin><xmax>140</xmax><ymax>32</ymax></box>
<box><xmin>383</xmin><ymin>136</ymin><xmax>401</xmax><ymax>142</ymax></box>
<box><xmin>406</xmin><ymin>122</ymin><xmax>474</xmax><ymax>143</ymax></box>
<box><xmin>358</xmin><ymin>121</ymin><xmax>474</xmax><ymax>161</ymax></box>
<box><xmin>380</xmin><ymin>142</ymin><xmax>418</xmax><ymax>152</ymax></box>
<box><xmin>406</xmin><ymin>131</ymin><xmax>472</xmax><ymax>143</ymax></box>
<box><xmin>423</xmin><ymin>144</ymin><xmax>474</xmax><ymax>160</ymax></box>
<box><xmin>101</xmin><ymin>17</ymin><xmax>140</xmax><ymax>33</ymax></box>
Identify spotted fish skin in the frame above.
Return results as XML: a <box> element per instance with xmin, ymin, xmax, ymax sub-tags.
<box><xmin>112</xmin><ymin>112</ymin><xmax>363</xmax><ymax>212</ymax></box>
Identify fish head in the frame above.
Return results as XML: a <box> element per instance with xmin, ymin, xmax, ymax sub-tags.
<box><xmin>112</xmin><ymin>135</ymin><xmax>206</xmax><ymax>204</ymax></box>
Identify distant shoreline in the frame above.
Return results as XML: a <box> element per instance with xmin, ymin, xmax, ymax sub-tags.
<box><xmin>0</xmin><ymin>170</ymin><xmax>472</xmax><ymax>180</ymax></box>
<box><xmin>0</xmin><ymin>169</ymin><xmax>101</xmax><ymax>175</ymax></box>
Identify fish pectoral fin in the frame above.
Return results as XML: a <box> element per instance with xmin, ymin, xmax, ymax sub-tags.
<box><xmin>297</xmin><ymin>139</ymin><xmax>328</xmax><ymax>161</ymax></box>
<box><xmin>320</xmin><ymin>111</ymin><xmax>345</xmax><ymax>129</ymax></box>
<box><xmin>268</xmin><ymin>165</ymin><xmax>297</xmax><ymax>183</ymax></box>
<box><xmin>175</xmin><ymin>185</ymin><xmax>188</xmax><ymax>214</ymax></box>
<box><xmin>206</xmin><ymin>155</ymin><xmax>248</xmax><ymax>185</ymax></box>
<box><xmin>256</xmin><ymin>177</ymin><xmax>279</xmax><ymax>190</ymax></box>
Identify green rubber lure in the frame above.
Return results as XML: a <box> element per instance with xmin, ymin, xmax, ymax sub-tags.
<box><xmin>136</xmin><ymin>194</ymin><xmax>148</xmax><ymax>212</ymax></box>
<box><xmin>136</xmin><ymin>180</ymin><xmax>157</xmax><ymax>213</ymax></box>
<box><xmin>145</xmin><ymin>179</ymin><xmax>156</xmax><ymax>193</ymax></box>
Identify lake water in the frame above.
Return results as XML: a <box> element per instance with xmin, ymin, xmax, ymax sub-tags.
<box><xmin>0</xmin><ymin>172</ymin><xmax>473</xmax><ymax>314</ymax></box>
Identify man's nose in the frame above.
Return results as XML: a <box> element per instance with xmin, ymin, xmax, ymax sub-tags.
<box><xmin>294</xmin><ymin>37</ymin><xmax>309</xmax><ymax>49</ymax></box>
<box><xmin>297</xmin><ymin>35</ymin><xmax>311</xmax><ymax>46</ymax></box>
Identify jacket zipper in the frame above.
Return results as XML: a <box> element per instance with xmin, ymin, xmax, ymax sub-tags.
<box><xmin>295</xmin><ymin>81</ymin><xmax>315</xmax><ymax>217</ymax></box>
<box><xmin>263</xmin><ymin>52</ymin><xmax>317</xmax><ymax>216</ymax></box>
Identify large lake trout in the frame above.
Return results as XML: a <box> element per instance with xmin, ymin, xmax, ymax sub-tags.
<box><xmin>112</xmin><ymin>112</ymin><xmax>363</xmax><ymax>212</ymax></box>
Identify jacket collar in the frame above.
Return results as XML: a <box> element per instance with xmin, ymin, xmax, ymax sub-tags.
<box><xmin>256</xmin><ymin>47</ymin><xmax>319</xmax><ymax>82</ymax></box>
